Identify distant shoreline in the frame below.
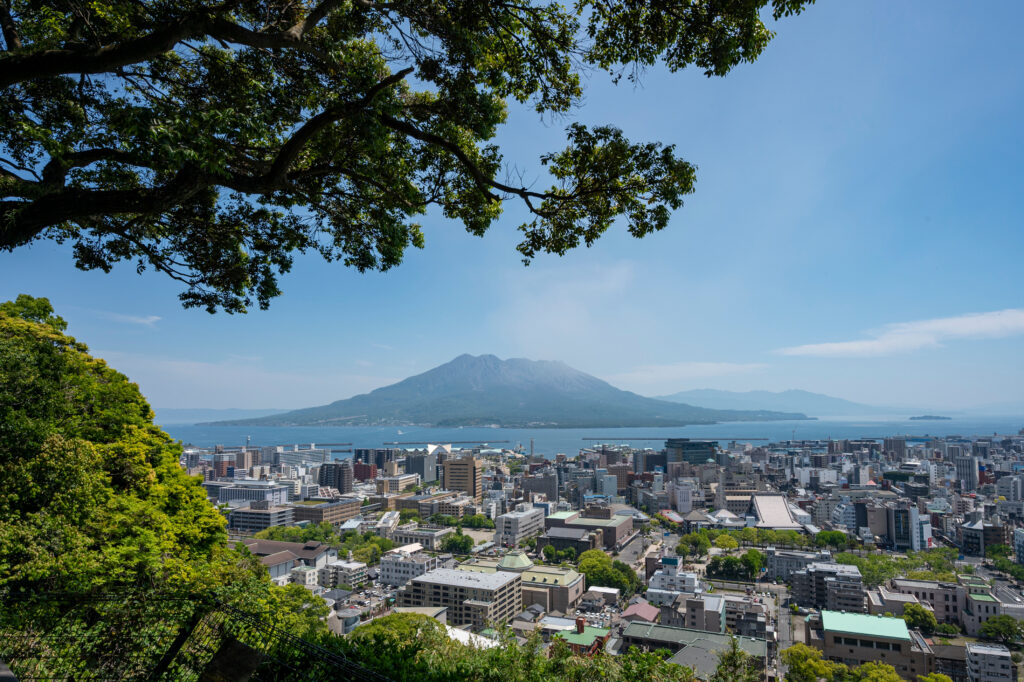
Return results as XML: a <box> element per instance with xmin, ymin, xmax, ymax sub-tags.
<box><xmin>908</xmin><ymin>415</ymin><xmax>952</xmax><ymax>421</ymax></box>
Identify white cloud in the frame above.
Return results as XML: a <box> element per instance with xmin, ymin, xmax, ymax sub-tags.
<box><xmin>99</xmin><ymin>311</ymin><xmax>162</xmax><ymax>327</ymax></box>
<box><xmin>609</xmin><ymin>361</ymin><xmax>767</xmax><ymax>394</ymax></box>
<box><xmin>778</xmin><ymin>308</ymin><xmax>1024</xmax><ymax>357</ymax></box>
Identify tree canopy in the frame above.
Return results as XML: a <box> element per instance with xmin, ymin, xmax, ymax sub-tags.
<box><xmin>1</xmin><ymin>0</ymin><xmax>812</xmax><ymax>312</ymax></box>
<box><xmin>0</xmin><ymin>294</ymin><xmax>233</xmax><ymax>591</ymax></box>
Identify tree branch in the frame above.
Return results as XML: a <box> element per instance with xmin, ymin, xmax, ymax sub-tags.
<box><xmin>0</xmin><ymin>0</ymin><xmax>20</xmax><ymax>50</ymax></box>
<box><xmin>0</xmin><ymin>14</ymin><xmax>213</xmax><ymax>88</ymax></box>
<box><xmin>0</xmin><ymin>167</ymin><xmax>207</xmax><ymax>250</ymax></box>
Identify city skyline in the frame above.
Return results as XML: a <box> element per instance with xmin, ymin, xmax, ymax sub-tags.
<box><xmin>2</xmin><ymin>1</ymin><xmax>1023</xmax><ymax>411</ymax></box>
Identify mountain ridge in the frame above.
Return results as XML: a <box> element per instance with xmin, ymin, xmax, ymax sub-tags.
<box><xmin>204</xmin><ymin>354</ymin><xmax>810</xmax><ymax>428</ymax></box>
<box><xmin>655</xmin><ymin>388</ymin><xmax>884</xmax><ymax>416</ymax></box>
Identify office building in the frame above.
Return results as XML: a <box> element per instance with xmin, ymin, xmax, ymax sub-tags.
<box><xmin>397</xmin><ymin>568</ymin><xmax>522</xmax><ymax>628</ymax></box>
<box><xmin>393</xmin><ymin>525</ymin><xmax>455</xmax><ymax>551</ymax></box>
<box><xmin>405</xmin><ymin>453</ymin><xmax>438</xmax><ymax>483</ymax></box>
<box><xmin>290</xmin><ymin>497</ymin><xmax>361</xmax><ymax>525</ymax></box>
<box><xmin>494</xmin><ymin>504</ymin><xmax>545</xmax><ymax>547</ymax></box>
<box><xmin>665</xmin><ymin>439</ymin><xmax>718</xmax><ymax>466</ymax></box>
<box><xmin>807</xmin><ymin>611</ymin><xmax>934</xmax><ymax>680</ymax></box>
<box><xmin>227</xmin><ymin>500</ymin><xmax>294</xmax><ymax>534</ymax></box>
<box><xmin>956</xmin><ymin>456</ymin><xmax>979</xmax><ymax>492</ymax></box>
<box><xmin>765</xmin><ymin>547</ymin><xmax>832</xmax><ymax>581</ymax></box>
<box><xmin>443</xmin><ymin>457</ymin><xmax>484</xmax><ymax>501</ymax></box>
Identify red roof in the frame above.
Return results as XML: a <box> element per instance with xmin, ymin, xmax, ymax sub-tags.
<box><xmin>621</xmin><ymin>602</ymin><xmax>660</xmax><ymax>623</ymax></box>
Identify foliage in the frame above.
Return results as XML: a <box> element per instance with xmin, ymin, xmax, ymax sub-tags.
<box><xmin>0</xmin><ymin>295</ymin><xmax>334</xmax><ymax>672</ymax></box>
<box><xmin>741</xmin><ymin>549</ymin><xmax>765</xmax><ymax>577</ymax></box>
<box><xmin>979</xmin><ymin>615</ymin><xmax>1023</xmax><ymax>645</ymax></box>
<box><xmin>815</xmin><ymin>531</ymin><xmax>850</xmax><ymax>550</ymax></box>
<box><xmin>677</xmin><ymin>532</ymin><xmax>711</xmax><ymax>559</ymax></box>
<box><xmin>990</xmin><ymin>555</ymin><xmax>1024</xmax><ymax>579</ymax></box>
<box><xmin>901</xmin><ymin>603</ymin><xmax>937</xmax><ymax>634</ymax></box>
<box><xmin>714</xmin><ymin>534</ymin><xmax>739</xmax><ymax>551</ymax></box>
<box><xmin>934</xmin><ymin>623</ymin><xmax>960</xmax><ymax>636</ymax></box>
<box><xmin>399</xmin><ymin>509</ymin><xmax>421</xmax><ymax>523</ymax></box>
<box><xmin>0</xmin><ymin>295</ymin><xmax>232</xmax><ymax>592</ymax></box>
<box><xmin>834</xmin><ymin>548</ymin><xmax>960</xmax><ymax>587</ymax></box>
<box><xmin>709</xmin><ymin>636</ymin><xmax>760</xmax><ymax>682</ymax></box>
<box><xmin>578</xmin><ymin>549</ymin><xmax>641</xmax><ymax>597</ymax></box>
<box><xmin>780</xmin><ymin>645</ymin><xmax>913</xmax><ymax>682</ymax></box>
<box><xmin>707</xmin><ymin>556</ymin><xmax>751</xmax><ymax>581</ymax></box>
<box><xmin>986</xmin><ymin>544</ymin><xmax>1013</xmax><ymax>561</ymax></box>
<box><xmin>461</xmin><ymin>514</ymin><xmax>496</xmax><ymax>530</ymax></box>
<box><xmin>0</xmin><ymin>0</ymin><xmax>814</xmax><ymax>312</ymax></box>
<box><xmin>542</xmin><ymin>544</ymin><xmax>557</xmax><ymax>562</ymax></box>
<box><xmin>341</xmin><ymin>612</ymin><xmax>788</xmax><ymax>681</ymax></box>
<box><xmin>254</xmin><ymin>525</ymin><xmax>394</xmax><ymax>565</ymax></box>
<box><xmin>917</xmin><ymin>675</ymin><xmax>953</xmax><ymax>682</ymax></box>
<box><xmin>441</xmin><ymin>531</ymin><xmax>474</xmax><ymax>555</ymax></box>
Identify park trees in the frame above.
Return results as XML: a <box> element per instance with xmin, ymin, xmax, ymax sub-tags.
<box><xmin>578</xmin><ymin>549</ymin><xmax>641</xmax><ymax>596</ymax></box>
<box><xmin>0</xmin><ymin>0</ymin><xmax>813</xmax><ymax>312</ymax></box>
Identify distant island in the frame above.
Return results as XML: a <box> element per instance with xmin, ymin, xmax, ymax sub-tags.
<box><xmin>909</xmin><ymin>415</ymin><xmax>951</xmax><ymax>421</ymax></box>
<box><xmin>203</xmin><ymin>354</ymin><xmax>810</xmax><ymax>428</ymax></box>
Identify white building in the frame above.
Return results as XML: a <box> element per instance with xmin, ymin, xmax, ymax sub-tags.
<box><xmin>319</xmin><ymin>559</ymin><xmax>368</xmax><ymax>588</ymax></box>
<box><xmin>646</xmin><ymin>556</ymin><xmax>702</xmax><ymax>606</ymax></box>
<box><xmin>494</xmin><ymin>504</ymin><xmax>545</xmax><ymax>547</ymax></box>
<box><xmin>290</xmin><ymin>565</ymin><xmax>319</xmax><ymax>587</ymax></box>
<box><xmin>967</xmin><ymin>642</ymin><xmax>1014</xmax><ymax>682</ymax></box>
<box><xmin>671</xmin><ymin>481</ymin><xmax>694</xmax><ymax>514</ymax></box>
<box><xmin>380</xmin><ymin>550</ymin><xmax>443</xmax><ymax>587</ymax></box>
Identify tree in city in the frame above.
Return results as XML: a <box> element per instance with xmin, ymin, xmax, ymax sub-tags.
<box><xmin>815</xmin><ymin>530</ymin><xmax>849</xmax><ymax>550</ymax></box>
<box><xmin>780</xmin><ymin>643</ymin><xmax>846</xmax><ymax>682</ymax></box>
<box><xmin>846</xmin><ymin>662</ymin><xmax>903</xmax><ymax>682</ymax></box>
<box><xmin>542</xmin><ymin>544</ymin><xmax>557</xmax><ymax>562</ymax></box>
<box><xmin>0</xmin><ymin>0</ymin><xmax>814</xmax><ymax>312</ymax></box>
<box><xmin>741</xmin><ymin>549</ymin><xmax>765</xmax><ymax>578</ymax></box>
<box><xmin>441</xmin><ymin>530</ymin><xmax>474</xmax><ymax>555</ymax></box>
<box><xmin>986</xmin><ymin>544</ymin><xmax>1013</xmax><ymax>562</ymax></box>
<box><xmin>901</xmin><ymin>603</ymin><xmax>937</xmax><ymax>634</ymax></box>
<box><xmin>714</xmin><ymin>534</ymin><xmax>739</xmax><ymax>551</ymax></box>
<box><xmin>917</xmin><ymin>674</ymin><xmax>954</xmax><ymax>682</ymax></box>
<box><xmin>579</xmin><ymin>549</ymin><xmax>639</xmax><ymax>596</ymax></box>
<box><xmin>979</xmin><ymin>615</ymin><xmax>1023</xmax><ymax>645</ymax></box>
<box><xmin>709</xmin><ymin>636</ymin><xmax>760</xmax><ymax>682</ymax></box>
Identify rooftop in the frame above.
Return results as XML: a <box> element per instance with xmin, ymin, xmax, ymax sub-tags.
<box><xmin>820</xmin><ymin>611</ymin><xmax>910</xmax><ymax>641</ymax></box>
<box><xmin>554</xmin><ymin>626</ymin><xmax>610</xmax><ymax>647</ymax></box>
<box><xmin>623</xmin><ymin>622</ymin><xmax>767</xmax><ymax>657</ymax></box>
<box><xmin>751</xmin><ymin>495</ymin><xmax>803</xmax><ymax>530</ymax></box>
<box><xmin>412</xmin><ymin>568</ymin><xmax>520</xmax><ymax>590</ymax></box>
<box><xmin>547</xmin><ymin>511</ymin><xmax>579</xmax><ymax>520</ymax></box>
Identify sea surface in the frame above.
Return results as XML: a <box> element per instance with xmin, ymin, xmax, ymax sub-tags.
<box><xmin>161</xmin><ymin>416</ymin><xmax>1024</xmax><ymax>459</ymax></box>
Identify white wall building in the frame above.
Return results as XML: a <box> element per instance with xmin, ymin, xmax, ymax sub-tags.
<box><xmin>967</xmin><ymin>642</ymin><xmax>1014</xmax><ymax>682</ymax></box>
<box><xmin>494</xmin><ymin>504</ymin><xmax>545</xmax><ymax>547</ymax></box>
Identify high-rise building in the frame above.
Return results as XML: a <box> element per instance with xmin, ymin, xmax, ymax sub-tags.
<box><xmin>883</xmin><ymin>438</ymin><xmax>907</xmax><ymax>460</ymax></box>
<box><xmin>956</xmin><ymin>456</ymin><xmax>980</xmax><ymax>492</ymax></box>
<box><xmin>318</xmin><ymin>460</ymin><xmax>354</xmax><ymax>494</ymax></box>
<box><xmin>353</xmin><ymin>461</ymin><xmax>377</xmax><ymax>481</ymax></box>
<box><xmin>405</xmin><ymin>453</ymin><xmax>438</xmax><ymax>483</ymax></box>
<box><xmin>665</xmin><ymin>439</ymin><xmax>719</xmax><ymax>466</ymax></box>
<box><xmin>214</xmin><ymin>452</ymin><xmax>236</xmax><ymax>478</ymax></box>
<box><xmin>355</xmin><ymin>448</ymin><xmax>396</xmax><ymax>470</ymax></box>
<box><xmin>443</xmin><ymin>457</ymin><xmax>483</xmax><ymax>501</ymax></box>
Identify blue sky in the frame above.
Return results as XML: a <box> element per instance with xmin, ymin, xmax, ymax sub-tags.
<box><xmin>3</xmin><ymin>1</ymin><xmax>1023</xmax><ymax>412</ymax></box>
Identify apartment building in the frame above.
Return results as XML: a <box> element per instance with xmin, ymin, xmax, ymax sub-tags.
<box><xmin>791</xmin><ymin>563</ymin><xmax>866</xmax><ymax>613</ymax></box>
<box><xmin>765</xmin><ymin>547</ymin><xmax>832</xmax><ymax>581</ymax></box>
<box><xmin>967</xmin><ymin>642</ymin><xmax>1016</xmax><ymax>682</ymax></box>
<box><xmin>380</xmin><ymin>550</ymin><xmax>444</xmax><ymax>587</ymax></box>
<box><xmin>319</xmin><ymin>559</ymin><xmax>368</xmax><ymax>588</ymax></box>
<box><xmin>397</xmin><ymin>568</ymin><xmax>522</xmax><ymax>628</ymax></box>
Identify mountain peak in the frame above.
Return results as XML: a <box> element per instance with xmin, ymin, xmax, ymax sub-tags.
<box><xmin>203</xmin><ymin>355</ymin><xmax>808</xmax><ymax>428</ymax></box>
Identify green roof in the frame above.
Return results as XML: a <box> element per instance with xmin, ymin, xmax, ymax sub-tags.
<box><xmin>547</xmin><ymin>511</ymin><xmax>577</xmax><ymax>520</ymax></box>
<box><xmin>554</xmin><ymin>626</ymin><xmax>610</xmax><ymax>646</ymax></box>
<box><xmin>971</xmin><ymin>594</ymin><xmax>997</xmax><ymax>602</ymax></box>
<box><xmin>820</xmin><ymin>611</ymin><xmax>910</xmax><ymax>641</ymax></box>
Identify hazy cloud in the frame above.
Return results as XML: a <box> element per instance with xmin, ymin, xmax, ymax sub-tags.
<box><xmin>778</xmin><ymin>308</ymin><xmax>1024</xmax><ymax>357</ymax></box>
<box><xmin>92</xmin><ymin>350</ymin><xmax>400</xmax><ymax>408</ymax></box>
<box><xmin>609</xmin><ymin>361</ymin><xmax>768</xmax><ymax>394</ymax></box>
<box><xmin>99</xmin><ymin>311</ymin><xmax>162</xmax><ymax>327</ymax></box>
